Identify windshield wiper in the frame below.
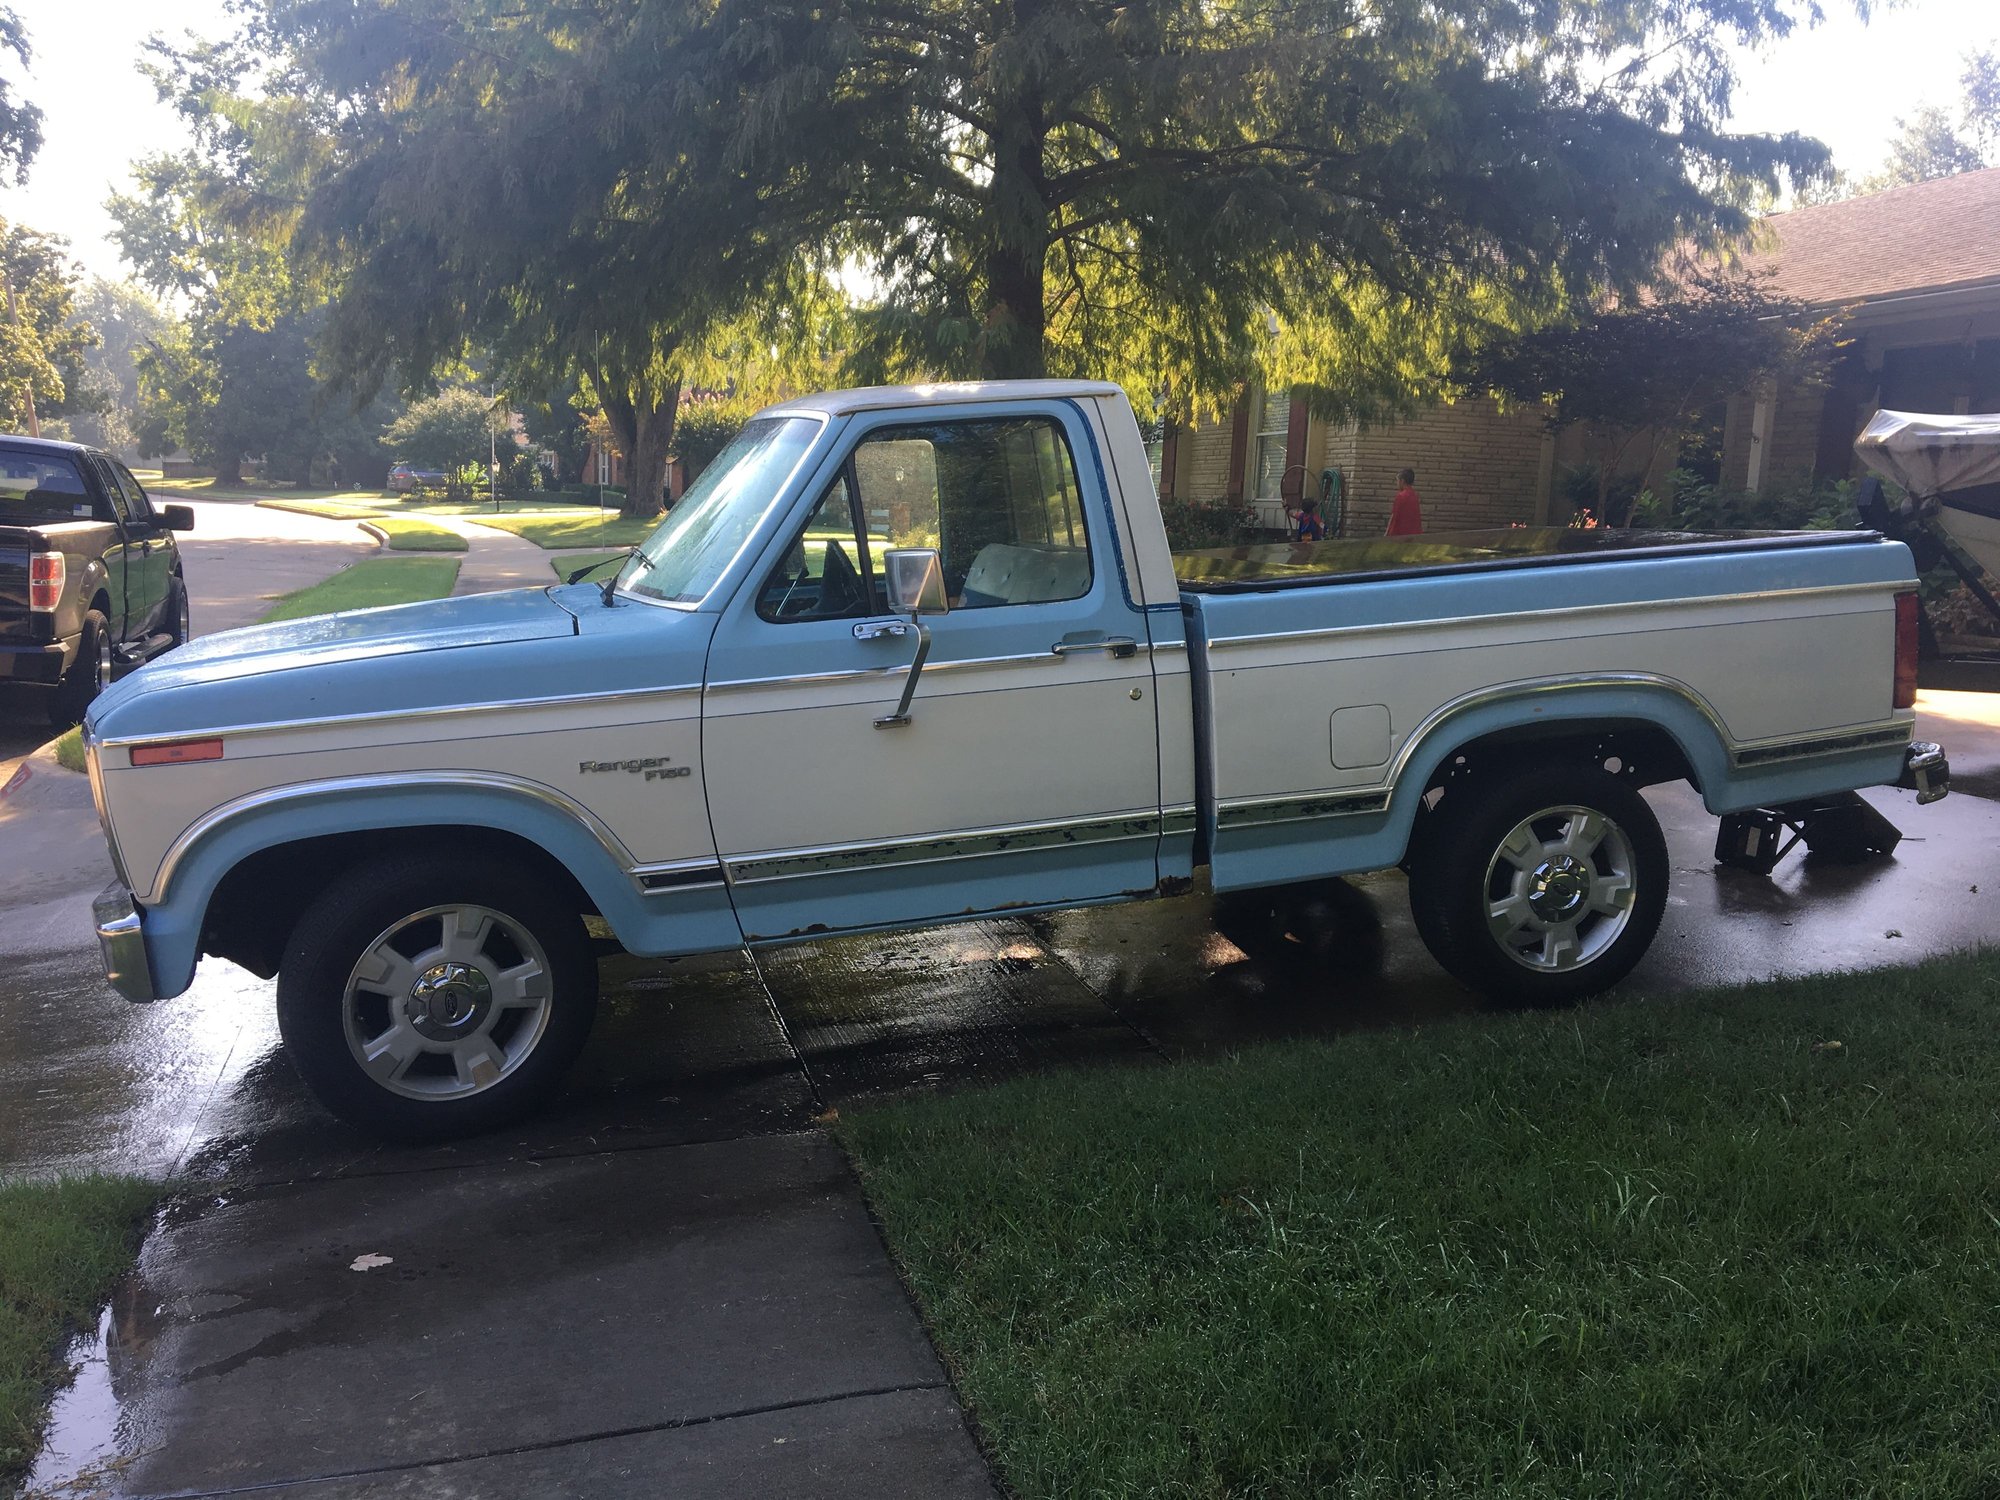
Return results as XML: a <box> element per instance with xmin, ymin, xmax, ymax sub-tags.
<box><xmin>565</xmin><ymin>548</ymin><xmax>634</xmax><ymax>586</ymax></box>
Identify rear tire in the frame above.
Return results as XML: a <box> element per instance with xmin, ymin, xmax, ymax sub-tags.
<box><xmin>48</xmin><ymin>609</ymin><xmax>112</xmax><ymax>727</ymax></box>
<box><xmin>277</xmin><ymin>856</ymin><xmax>598</xmax><ymax>1141</ymax></box>
<box><xmin>1407</xmin><ymin>762</ymin><xmax>1668</xmax><ymax>1005</ymax></box>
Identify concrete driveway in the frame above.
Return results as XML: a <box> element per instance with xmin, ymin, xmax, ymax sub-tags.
<box><xmin>4</xmin><ymin>512</ymin><xmax>1998</xmax><ymax>1495</ymax></box>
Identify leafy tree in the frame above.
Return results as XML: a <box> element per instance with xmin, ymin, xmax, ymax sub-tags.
<box><xmin>173</xmin><ymin>1</ymin><xmax>838</xmax><ymax>519</ymax></box>
<box><xmin>687</xmin><ymin>0</ymin><xmax>1841</xmax><ymax>418</ymax></box>
<box><xmin>0</xmin><ymin>220</ymin><xmax>98</xmax><ymax>435</ymax></box>
<box><xmin>0</xmin><ymin>7</ymin><xmax>41</xmax><ymax>184</ymax></box>
<box><xmin>381</xmin><ymin>388</ymin><xmax>504</xmax><ymax>475</ymax></box>
<box><xmin>63</xmin><ymin>278</ymin><xmax>168</xmax><ymax>453</ymax></box>
<box><xmin>1855</xmin><ymin>50</ymin><xmax>1998</xmax><ymax>193</ymax></box>
<box><xmin>1469</xmin><ymin>272</ymin><xmax>1842</xmax><ymax>522</ymax></box>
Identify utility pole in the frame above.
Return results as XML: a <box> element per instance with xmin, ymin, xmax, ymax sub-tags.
<box><xmin>490</xmin><ymin>384</ymin><xmax>498</xmax><ymax>510</ymax></box>
<box><xmin>6</xmin><ymin>277</ymin><xmax>39</xmax><ymax>438</ymax></box>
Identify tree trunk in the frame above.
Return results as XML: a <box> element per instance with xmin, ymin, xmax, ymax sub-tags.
<box><xmin>979</xmin><ymin>97</ymin><xmax>1050</xmax><ymax>381</ymax></box>
<box><xmin>626</xmin><ymin>397</ymin><xmax>678</xmax><ymax>521</ymax></box>
<box><xmin>590</xmin><ymin>368</ymin><xmax>681</xmax><ymax>520</ymax></box>
<box><xmin>213</xmin><ymin>451</ymin><xmax>243</xmax><ymax>486</ymax></box>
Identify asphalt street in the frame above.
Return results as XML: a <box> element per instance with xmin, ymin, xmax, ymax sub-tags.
<box><xmin>4</xmin><ymin>503</ymin><xmax>1998</xmax><ymax>1497</ymax></box>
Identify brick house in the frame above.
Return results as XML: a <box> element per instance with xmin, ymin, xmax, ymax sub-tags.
<box><xmin>1158</xmin><ymin>389</ymin><xmax>1557</xmax><ymax>537</ymax></box>
<box><xmin>1161</xmin><ymin>167</ymin><xmax>2000</xmax><ymax>533</ymax></box>
<box><xmin>1721</xmin><ymin>166</ymin><xmax>2000</xmax><ymax>494</ymax></box>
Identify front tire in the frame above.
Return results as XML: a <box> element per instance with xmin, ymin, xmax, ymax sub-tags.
<box><xmin>277</xmin><ymin>856</ymin><xmax>598</xmax><ymax>1140</ymax></box>
<box><xmin>164</xmin><ymin>574</ymin><xmax>191</xmax><ymax>650</ymax></box>
<box><xmin>1407</xmin><ymin>762</ymin><xmax>1668</xmax><ymax>1005</ymax></box>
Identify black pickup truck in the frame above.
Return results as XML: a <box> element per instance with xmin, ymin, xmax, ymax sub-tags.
<box><xmin>0</xmin><ymin>436</ymin><xmax>193</xmax><ymax>725</ymax></box>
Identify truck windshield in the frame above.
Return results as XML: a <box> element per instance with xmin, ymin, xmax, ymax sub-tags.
<box><xmin>0</xmin><ymin>454</ymin><xmax>95</xmax><ymax>522</ymax></box>
<box><xmin>617</xmin><ymin>416</ymin><xmax>822</xmax><ymax>606</ymax></box>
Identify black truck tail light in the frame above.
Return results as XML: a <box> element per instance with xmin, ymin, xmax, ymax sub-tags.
<box><xmin>28</xmin><ymin>553</ymin><xmax>64</xmax><ymax>611</ymax></box>
<box><xmin>1893</xmin><ymin>591</ymin><xmax>1919</xmax><ymax>709</ymax></box>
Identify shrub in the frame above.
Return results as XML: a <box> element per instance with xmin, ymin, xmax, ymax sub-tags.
<box><xmin>1160</xmin><ymin>496</ymin><xmax>1257</xmax><ymax>551</ymax></box>
<box><xmin>673</xmin><ymin>397</ymin><xmax>759</xmax><ymax>480</ymax></box>
<box><xmin>1628</xmin><ymin>468</ymin><xmax>1859</xmax><ymax>532</ymax></box>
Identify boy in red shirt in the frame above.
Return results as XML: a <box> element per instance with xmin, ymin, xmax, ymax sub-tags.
<box><xmin>1388</xmin><ymin>468</ymin><xmax>1422</xmax><ymax>536</ymax></box>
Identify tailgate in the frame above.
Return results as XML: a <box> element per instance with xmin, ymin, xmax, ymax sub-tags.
<box><xmin>0</xmin><ymin>530</ymin><xmax>29</xmax><ymax>630</ymax></box>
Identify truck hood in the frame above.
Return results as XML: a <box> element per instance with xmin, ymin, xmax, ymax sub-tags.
<box><xmin>87</xmin><ymin>587</ymin><xmax>584</xmax><ymax>741</ymax></box>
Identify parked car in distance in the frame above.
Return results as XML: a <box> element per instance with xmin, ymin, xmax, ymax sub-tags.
<box><xmin>0</xmin><ymin>436</ymin><xmax>193</xmax><ymax>725</ymax></box>
<box><xmin>388</xmin><ymin>462</ymin><xmax>449</xmax><ymax>494</ymax></box>
<box><xmin>83</xmin><ymin>379</ymin><xmax>1949</xmax><ymax>1140</ymax></box>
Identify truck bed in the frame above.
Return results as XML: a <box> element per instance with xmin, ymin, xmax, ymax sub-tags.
<box><xmin>1173</xmin><ymin>526</ymin><xmax>1917</xmax><ymax>893</ymax></box>
<box><xmin>1173</xmin><ymin>525</ymin><xmax>1883</xmax><ymax>591</ymax></box>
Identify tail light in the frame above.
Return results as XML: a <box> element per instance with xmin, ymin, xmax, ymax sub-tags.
<box><xmin>1893</xmin><ymin>591</ymin><xmax>1919</xmax><ymax>709</ymax></box>
<box><xmin>28</xmin><ymin>553</ymin><xmax>64</xmax><ymax>611</ymax></box>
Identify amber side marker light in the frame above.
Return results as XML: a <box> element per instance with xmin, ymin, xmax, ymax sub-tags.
<box><xmin>130</xmin><ymin>739</ymin><xmax>224</xmax><ymax>767</ymax></box>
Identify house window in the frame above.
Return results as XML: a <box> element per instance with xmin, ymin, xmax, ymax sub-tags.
<box><xmin>1141</xmin><ymin>418</ymin><xmax>1166</xmax><ymax>491</ymax></box>
<box><xmin>1252</xmin><ymin>389</ymin><xmax>1290</xmax><ymax>500</ymax></box>
<box><xmin>596</xmin><ymin>446</ymin><xmax>612</xmax><ymax>486</ymax></box>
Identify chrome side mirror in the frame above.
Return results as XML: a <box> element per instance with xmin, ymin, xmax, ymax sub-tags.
<box><xmin>882</xmin><ymin>548</ymin><xmax>948</xmax><ymax>617</ymax></box>
<box><xmin>873</xmin><ymin>548</ymin><xmax>945</xmax><ymax>729</ymax></box>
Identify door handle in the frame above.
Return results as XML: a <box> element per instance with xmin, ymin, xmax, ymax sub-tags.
<box><xmin>1051</xmin><ymin>635</ymin><xmax>1138</xmax><ymax>659</ymax></box>
<box><xmin>853</xmin><ymin>619</ymin><xmax>914</xmax><ymax>641</ymax></box>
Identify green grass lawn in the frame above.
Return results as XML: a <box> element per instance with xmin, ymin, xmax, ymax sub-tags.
<box><xmin>50</xmin><ymin>727</ymin><xmax>84</xmax><ymax>773</ymax></box>
<box><xmin>466</xmin><ymin>512</ymin><xmax>660</xmax><ymax>549</ymax></box>
<box><xmin>259</xmin><ymin>557</ymin><xmax>461</xmax><ymax>622</ymax></box>
<box><xmin>365</xmin><ymin>517</ymin><xmax>469</xmax><ymax>552</ymax></box>
<box><xmin>842</xmin><ymin>950</ymin><xmax>2000</xmax><ymax>1499</ymax></box>
<box><xmin>0</xmin><ymin>1176</ymin><xmax>158</xmax><ymax>1488</ymax></box>
<box><xmin>548</xmin><ymin>548</ymin><xmax>630</xmax><ymax>582</ymax></box>
<box><xmin>254</xmin><ymin>497</ymin><xmax>389</xmax><ymax>521</ymax></box>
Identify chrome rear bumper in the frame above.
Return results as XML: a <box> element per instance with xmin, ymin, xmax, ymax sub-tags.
<box><xmin>93</xmin><ymin>882</ymin><xmax>159</xmax><ymax>1002</ymax></box>
<box><xmin>1897</xmin><ymin>740</ymin><xmax>1950</xmax><ymax>805</ymax></box>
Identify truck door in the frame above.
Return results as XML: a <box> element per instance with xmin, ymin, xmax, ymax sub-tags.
<box><xmin>701</xmin><ymin>403</ymin><xmax>1164</xmax><ymax>941</ymax></box>
<box><xmin>88</xmin><ymin>457</ymin><xmax>141</xmax><ymax>637</ymax></box>
<box><xmin>103</xmin><ymin>460</ymin><xmax>169</xmax><ymax>632</ymax></box>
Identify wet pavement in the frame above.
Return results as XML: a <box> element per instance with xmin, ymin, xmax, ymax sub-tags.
<box><xmin>4</xmin><ymin>670</ymin><xmax>1997</xmax><ymax>1492</ymax></box>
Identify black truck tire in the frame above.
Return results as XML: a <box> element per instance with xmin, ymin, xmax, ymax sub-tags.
<box><xmin>1407</xmin><ymin>762</ymin><xmax>1668</xmax><ymax>1005</ymax></box>
<box><xmin>277</xmin><ymin>855</ymin><xmax>599</xmax><ymax>1140</ymax></box>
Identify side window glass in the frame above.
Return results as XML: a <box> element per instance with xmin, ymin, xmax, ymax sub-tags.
<box><xmin>755</xmin><ymin>474</ymin><xmax>873</xmax><ymax>622</ymax></box>
<box><xmin>850</xmin><ymin>416</ymin><xmax>1092</xmax><ymax>609</ymax></box>
<box><xmin>114</xmin><ymin>462</ymin><xmax>154</xmax><ymax>519</ymax></box>
<box><xmin>95</xmin><ymin>460</ymin><xmax>132</xmax><ymax>523</ymax></box>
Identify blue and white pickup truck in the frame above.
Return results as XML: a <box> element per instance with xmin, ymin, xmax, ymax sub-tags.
<box><xmin>83</xmin><ymin>381</ymin><xmax>1950</xmax><ymax>1138</ymax></box>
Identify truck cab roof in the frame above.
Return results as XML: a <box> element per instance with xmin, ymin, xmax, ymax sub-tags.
<box><xmin>763</xmin><ymin>379</ymin><xmax>1124</xmax><ymax>419</ymax></box>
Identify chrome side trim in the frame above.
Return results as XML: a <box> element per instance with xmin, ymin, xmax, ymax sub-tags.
<box><xmin>725</xmin><ymin>809</ymin><xmax>1165</xmax><ymax>885</ymax></box>
<box><xmin>1205</xmin><ymin>580</ymin><xmax>1903</xmax><ymax>653</ymax></box>
<box><xmin>1217</xmin><ymin>789</ymin><xmax>1393</xmax><ymax>830</ymax></box>
<box><xmin>96</xmin><ymin>682</ymin><xmax>704</xmax><ymax>752</ymax></box>
<box><xmin>704</xmin><ymin>648</ymin><xmax>1106</xmax><ymax>695</ymax></box>
<box><xmin>144</xmin><ymin>770</ymin><xmax>641</xmax><ymax>907</ymax></box>
<box><xmin>1731</xmin><ymin>723</ymin><xmax>1912</xmax><ymax>766</ymax></box>
<box><xmin>1161</xmin><ymin>805</ymin><xmax>1199</xmax><ymax>837</ymax></box>
<box><xmin>633</xmin><ymin>857</ymin><xmax>728</xmax><ymax>892</ymax></box>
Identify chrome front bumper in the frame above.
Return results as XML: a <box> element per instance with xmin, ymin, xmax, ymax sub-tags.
<box><xmin>93</xmin><ymin>882</ymin><xmax>159</xmax><ymax>1002</ymax></box>
<box><xmin>1897</xmin><ymin>740</ymin><xmax>1950</xmax><ymax>805</ymax></box>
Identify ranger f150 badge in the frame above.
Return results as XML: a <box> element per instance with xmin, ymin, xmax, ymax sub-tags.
<box><xmin>579</xmin><ymin>757</ymin><xmax>691</xmax><ymax>781</ymax></box>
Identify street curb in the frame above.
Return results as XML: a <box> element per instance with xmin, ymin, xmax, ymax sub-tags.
<box><xmin>1</xmin><ymin>760</ymin><xmax>27</xmax><ymax>801</ymax></box>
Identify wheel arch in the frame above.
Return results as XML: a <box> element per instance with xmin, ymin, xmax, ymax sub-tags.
<box><xmin>1387</xmin><ymin>678</ymin><xmax>1731</xmax><ymax>864</ymax></box>
<box><xmin>136</xmin><ymin>776</ymin><xmax>719</xmax><ymax>997</ymax></box>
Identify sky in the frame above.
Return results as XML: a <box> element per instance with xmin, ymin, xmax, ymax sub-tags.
<box><xmin>2</xmin><ymin>0</ymin><xmax>1998</xmax><ymax>287</ymax></box>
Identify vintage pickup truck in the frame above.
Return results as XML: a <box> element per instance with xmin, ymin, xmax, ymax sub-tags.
<box><xmin>82</xmin><ymin>381</ymin><xmax>1949</xmax><ymax>1138</ymax></box>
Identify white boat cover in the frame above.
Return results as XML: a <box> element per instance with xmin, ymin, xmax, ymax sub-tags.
<box><xmin>1854</xmin><ymin>409</ymin><xmax>2000</xmax><ymax>497</ymax></box>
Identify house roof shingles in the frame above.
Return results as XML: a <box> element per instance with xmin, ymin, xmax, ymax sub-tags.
<box><xmin>1747</xmin><ymin>165</ymin><xmax>2000</xmax><ymax>306</ymax></box>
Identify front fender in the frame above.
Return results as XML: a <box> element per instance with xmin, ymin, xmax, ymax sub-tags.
<box><xmin>138</xmin><ymin>774</ymin><xmax>738</xmax><ymax>997</ymax></box>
